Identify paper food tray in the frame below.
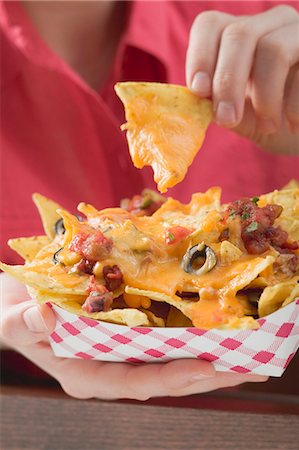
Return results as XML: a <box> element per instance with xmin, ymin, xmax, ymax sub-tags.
<box><xmin>48</xmin><ymin>299</ymin><xmax>299</xmax><ymax>377</ymax></box>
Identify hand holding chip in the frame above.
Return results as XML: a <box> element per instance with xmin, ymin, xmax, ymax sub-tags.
<box><xmin>186</xmin><ymin>5</ymin><xmax>299</xmax><ymax>154</ymax></box>
<box><xmin>1</xmin><ymin>273</ymin><xmax>267</xmax><ymax>400</ymax></box>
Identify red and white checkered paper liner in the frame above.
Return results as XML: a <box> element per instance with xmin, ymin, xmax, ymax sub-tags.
<box><xmin>48</xmin><ymin>298</ymin><xmax>299</xmax><ymax>377</ymax></box>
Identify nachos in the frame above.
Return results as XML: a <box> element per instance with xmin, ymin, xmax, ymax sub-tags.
<box><xmin>1</xmin><ymin>184</ymin><xmax>298</xmax><ymax>329</ymax></box>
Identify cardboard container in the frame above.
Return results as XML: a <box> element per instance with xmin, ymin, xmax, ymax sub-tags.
<box><xmin>48</xmin><ymin>298</ymin><xmax>299</xmax><ymax>377</ymax></box>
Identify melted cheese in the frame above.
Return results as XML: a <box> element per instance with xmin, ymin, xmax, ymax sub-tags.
<box><xmin>115</xmin><ymin>82</ymin><xmax>212</xmax><ymax>193</ymax></box>
<box><xmin>32</xmin><ymin>203</ymin><xmax>278</xmax><ymax>328</ymax></box>
<box><xmin>123</xmin><ymin>293</ymin><xmax>151</xmax><ymax>309</ymax></box>
<box><xmin>3</xmin><ymin>185</ymin><xmax>298</xmax><ymax>329</ymax></box>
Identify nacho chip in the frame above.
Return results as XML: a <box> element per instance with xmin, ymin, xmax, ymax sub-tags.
<box><xmin>220</xmin><ymin>241</ymin><xmax>242</xmax><ymax>265</ymax></box>
<box><xmin>115</xmin><ymin>82</ymin><xmax>212</xmax><ymax>192</ymax></box>
<box><xmin>8</xmin><ymin>236</ymin><xmax>50</xmax><ymax>261</ymax></box>
<box><xmin>125</xmin><ymin>286</ymin><xmax>194</xmax><ymax>318</ymax></box>
<box><xmin>32</xmin><ymin>193</ymin><xmax>65</xmax><ymax>239</ymax></box>
<box><xmin>153</xmin><ymin>187</ymin><xmax>221</xmax><ymax>230</ymax></box>
<box><xmin>185</xmin><ymin>255</ymin><xmax>275</xmax><ymax>329</ymax></box>
<box><xmin>282</xmin><ymin>179</ymin><xmax>299</xmax><ymax>190</ymax></box>
<box><xmin>125</xmin><ymin>253</ymin><xmax>271</xmax><ymax>330</ymax></box>
<box><xmin>33</xmin><ymin>290</ymin><xmax>152</xmax><ymax>327</ymax></box>
<box><xmin>0</xmin><ymin>262</ymin><xmax>90</xmax><ymax>295</ymax></box>
<box><xmin>1</xmin><ymin>185</ymin><xmax>298</xmax><ymax>330</ymax></box>
<box><xmin>281</xmin><ymin>283</ymin><xmax>299</xmax><ymax>307</ymax></box>
<box><xmin>140</xmin><ymin>309</ymin><xmax>165</xmax><ymax>327</ymax></box>
<box><xmin>258</xmin><ymin>277</ymin><xmax>299</xmax><ymax>317</ymax></box>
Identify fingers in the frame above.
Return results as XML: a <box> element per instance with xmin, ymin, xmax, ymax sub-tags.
<box><xmin>186</xmin><ymin>5</ymin><xmax>299</xmax><ymax>130</ymax></box>
<box><xmin>212</xmin><ymin>6</ymin><xmax>298</xmax><ymax>127</ymax></box>
<box><xmin>56</xmin><ymin>358</ymin><xmax>267</xmax><ymax>401</ymax></box>
<box><xmin>119</xmin><ymin>360</ymin><xmax>267</xmax><ymax>400</ymax></box>
<box><xmin>121</xmin><ymin>359</ymin><xmax>215</xmax><ymax>400</ymax></box>
<box><xmin>12</xmin><ymin>337</ymin><xmax>269</xmax><ymax>401</ymax></box>
<box><xmin>285</xmin><ymin>64</ymin><xmax>299</xmax><ymax>133</ymax></box>
<box><xmin>61</xmin><ymin>358</ymin><xmax>215</xmax><ymax>401</ymax></box>
<box><xmin>1</xmin><ymin>299</ymin><xmax>56</xmax><ymax>346</ymax></box>
<box><xmin>251</xmin><ymin>23</ymin><xmax>299</xmax><ymax>133</ymax></box>
<box><xmin>186</xmin><ymin>11</ymin><xmax>233</xmax><ymax>96</ymax></box>
<box><xmin>176</xmin><ymin>371</ymin><xmax>268</xmax><ymax>398</ymax></box>
<box><xmin>1</xmin><ymin>272</ymin><xmax>30</xmax><ymax>306</ymax></box>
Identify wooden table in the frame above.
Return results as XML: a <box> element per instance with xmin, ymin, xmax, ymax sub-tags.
<box><xmin>1</xmin><ymin>352</ymin><xmax>299</xmax><ymax>450</ymax></box>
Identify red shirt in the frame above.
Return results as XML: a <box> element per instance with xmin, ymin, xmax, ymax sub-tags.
<box><xmin>1</xmin><ymin>0</ymin><xmax>299</xmax><ymax>264</ymax></box>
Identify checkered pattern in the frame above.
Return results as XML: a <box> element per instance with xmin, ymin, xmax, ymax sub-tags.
<box><xmin>48</xmin><ymin>299</ymin><xmax>299</xmax><ymax>377</ymax></box>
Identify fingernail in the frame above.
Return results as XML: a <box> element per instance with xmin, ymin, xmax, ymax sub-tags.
<box><xmin>259</xmin><ymin>117</ymin><xmax>277</xmax><ymax>134</ymax></box>
<box><xmin>215</xmin><ymin>101</ymin><xmax>237</xmax><ymax>126</ymax></box>
<box><xmin>23</xmin><ymin>306</ymin><xmax>49</xmax><ymax>333</ymax></box>
<box><xmin>191</xmin><ymin>72</ymin><xmax>211</xmax><ymax>97</ymax></box>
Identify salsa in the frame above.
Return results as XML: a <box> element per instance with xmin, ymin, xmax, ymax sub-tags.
<box><xmin>82</xmin><ymin>276</ymin><xmax>113</xmax><ymax>313</ymax></box>
<box><xmin>69</xmin><ymin>231</ymin><xmax>113</xmax><ymax>261</ymax></box>
<box><xmin>224</xmin><ymin>198</ymin><xmax>298</xmax><ymax>271</ymax></box>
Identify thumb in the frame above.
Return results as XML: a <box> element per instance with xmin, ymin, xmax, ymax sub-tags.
<box><xmin>231</xmin><ymin>99</ymin><xmax>298</xmax><ymax>155</ymax></box>
<box><xmin>1</xmin><ymin>300</ymin><xmax>56</xmax><ymax>347</ymax></box>
<box><xmin>231</xmin><ymin>98</ymin><xmax>260</xmax><ymax>142</ymax></box>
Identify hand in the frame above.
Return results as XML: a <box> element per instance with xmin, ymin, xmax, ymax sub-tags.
<box><xmin>1</xmin><ymin>273</ymin><xmax>267</xmax><ymax>400</ymax></box>
<box><xmin>186</xmin><ymin>5</ymin><xmax>299</xmax><ymax>154</ymax></box>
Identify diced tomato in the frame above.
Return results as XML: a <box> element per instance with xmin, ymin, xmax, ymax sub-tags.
<box><xmin>165</xmin><ymin>226</ymin><xmax>192</xmax><ymax>245</ymax></box>
<box><xmin>82</xmin><ymin>276</ymin><xmax>113</xmax><ymax>313</ymax></box>
<box><xmin>120</xmin><ymin>194</ymin><xmax>164</xmax><ymax>216</ymax></box>
<box><xmin>224</xmin><ymin>198</ymin><xmax>297</xmax><ymax>258</ymax></box>
<box><xmin>72</xmin><ymin>258</ymin><xmax>95</xmax><ymax>275</ymax></box>
<box><xmin>103</xmin><ymin>265</ymin><xmax>123</xmax><ymax>291</ymax></box>
<box><xmin>69</xmin><ymin>231</ymin><xmax>112</xmax><ymax>261</ymax></box>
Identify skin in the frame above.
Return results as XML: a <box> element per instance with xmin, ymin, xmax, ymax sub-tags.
<box><xmin>186</xmin><ymin>5</ymin><xmax>299</xmax><ymax>154</ymax></box>
<box><xmin>1</xmin><ymin>273</ymin><xmax>267</xmax><ymax>400</ymax></box>
<box><xmin>4</xmin><ymin>2</ymin><xmax>299</xmax><ymax>399</ymax></box>
<box><xmin>22</xmin><ymin>1</ymin><xmax>126</xmax><ymax>90</ymax></box>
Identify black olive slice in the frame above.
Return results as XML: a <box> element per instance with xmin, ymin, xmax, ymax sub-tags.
<box><xmin>54</xmin><ymin>215</ymin><xmax>83</xmax><ymax>236</ymax></box>
<box><xmin>181</xmin><ymin>243</ymin><xmax>217</xmax><ymax>275</ymax></box>
<box><xmin>54</xmin><ymin>218</ymin><xmax>65</xmax><ymax>235</ymax></box>
<box><xmin>176</xmin><ymin>291</ymin><xmax>199</xmax><ymax>299</ymax></box>
<box><xmin>53</xmin><ymin>248</ymin><xmax>64</xmax><ymax>264</ymax></box>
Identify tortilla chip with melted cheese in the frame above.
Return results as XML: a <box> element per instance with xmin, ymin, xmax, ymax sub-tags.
<box><xmin>115</xmin><ymin>82</ymin><xmax>212</xmax><ymax>193</ymax></box>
